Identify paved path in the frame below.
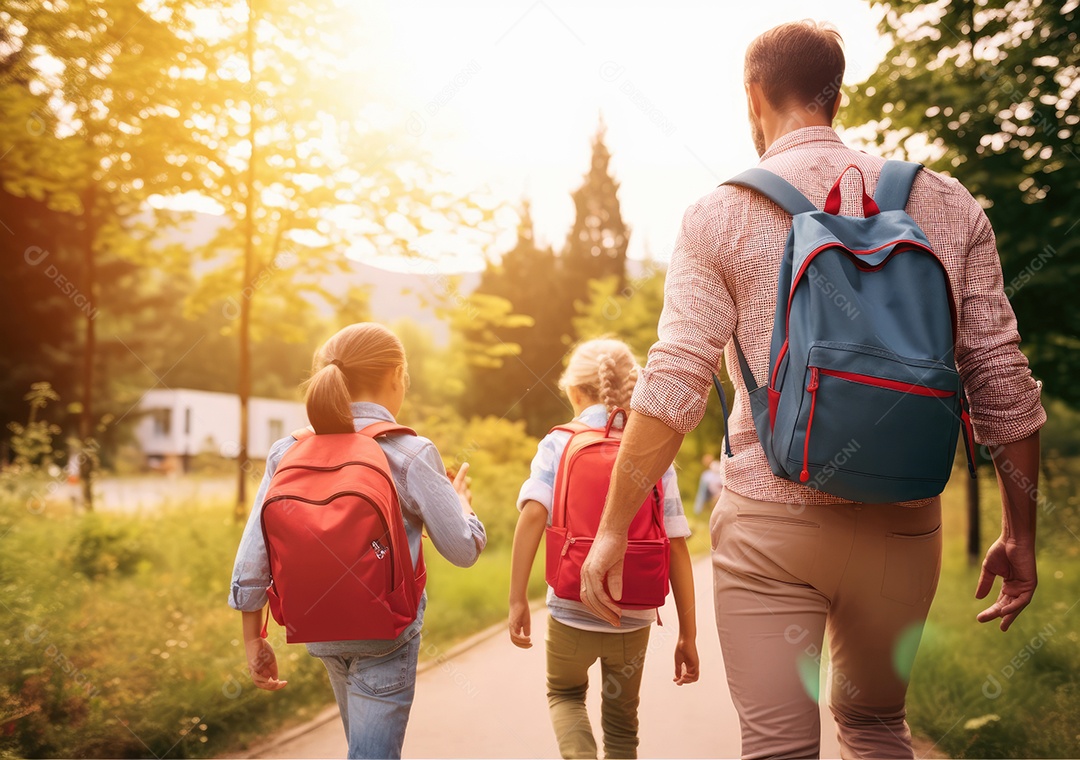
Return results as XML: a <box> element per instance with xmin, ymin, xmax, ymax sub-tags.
<box><xmin>243</xmin><ymin>556</ymin><xmax>846</xmax><ymax>759</ymax></box>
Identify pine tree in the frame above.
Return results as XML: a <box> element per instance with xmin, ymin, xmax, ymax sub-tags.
<box><xmin>562</xmin><ymin>116</ymin><xmax>630</xmax><ymax>298</ymax></box>
<box><xmin>464</xmin><ymin>201</ymin><xmax>571</xmax><ymax>435</ymax></box>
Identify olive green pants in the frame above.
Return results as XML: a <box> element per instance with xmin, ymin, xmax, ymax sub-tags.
<box><xmin>545</xmin><ymin>617</ymin><xmax>651</xmax><ymax>759</ymax></box>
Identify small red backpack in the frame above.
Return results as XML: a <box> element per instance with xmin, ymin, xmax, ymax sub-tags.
<box><xmin>544</xmin><ymin>408</ymin><xmax>670</xmax><ymax>610</ymax></box>
<box><xmin>259</xmin><ymin>423</ymin><xmax>425</xmax><ymax>643</ymax></box>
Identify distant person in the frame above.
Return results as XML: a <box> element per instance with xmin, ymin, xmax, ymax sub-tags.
<box><xmin>692</xmin><ymin>452</ymin><xmax>726</xmax><ymax>515</ymax></box>
<box><xmin>229</xmin><ymin>323</ymin><xmax>487</xmax><ymax>759</ymax></box>
<box><xmin>579</xmin><ymin>20</ymin><xmax>1043</xmax><ymax>760</ymax></box>
<box><xmin>507</xmin><ymin>338</ymin><xmax>699</xmax><ymax>760</ymax></box>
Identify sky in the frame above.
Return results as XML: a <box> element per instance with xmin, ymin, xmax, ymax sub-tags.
<box><xmin>356</xmin><ymin>0</ymin><xmax>893</xmax><ymax>273</ymax></box>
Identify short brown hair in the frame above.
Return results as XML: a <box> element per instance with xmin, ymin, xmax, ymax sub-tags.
<box><xmin>745</xmin><ymin>20</ymin><xmax>845</xmax><ymax>115</ymax></box>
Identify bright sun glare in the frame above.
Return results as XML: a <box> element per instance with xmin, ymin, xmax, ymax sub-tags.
<box><xmin>155</xmin><ymin>0</ymin><xmax>892</xmax><ymax>274</ymax></box>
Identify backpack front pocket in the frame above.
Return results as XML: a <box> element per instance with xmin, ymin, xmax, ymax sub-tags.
<box><xmin>786</xmin><ymin>343</ymin><xmax>961</xmax><ymax>502</ymax></box>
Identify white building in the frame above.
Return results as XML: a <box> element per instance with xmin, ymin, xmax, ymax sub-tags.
<box><xmin>135</xmin><ymin>388</ymin><xmax>308</xmax><ymax>471</ymax></box>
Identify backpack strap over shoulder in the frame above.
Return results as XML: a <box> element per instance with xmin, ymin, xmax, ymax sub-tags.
<box><xmin>724</xmin><ymin>168</ymin><xmax>817</xmax><ymax>216</ymax></box>
<box><xmin>873</xmin><ymin>160</ymin><xmax>923</xmax><ymax>212</ymax></box>
<box><xmin>291</xmin><ymin>426</ymin><xmax>315</xmax><ymax>442</ymax></box>
<box><xmin>549</xmin><ymin>421</ymin><xmax>593</xmax><ymax>436</ymax></box>
<box><xmin>358</xmin><ymin>421</ymin><xmax>417</xmax><ymax>439</ymax></box>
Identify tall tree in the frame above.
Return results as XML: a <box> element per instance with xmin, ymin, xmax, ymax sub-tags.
<box><xmin>849</xmin><ymin>0</ymin><xmax>1078</xmax><ymax>403</ymax></box>
<box><xmin>0</xmin><ymin>0</ymin><xmax>217</xmax><ymax>509</ymax></box>
<box><xmin>465</xmin><ymin>201</ymin><xmax>571</xmax><ymax>435</ymax></box>
<box><xmin>178</xmin><ymin>0</ymin><xmax>488</xmax><ymax>520</ymax></box>
<box><xmin>562</xmin><ymin>117</ymin><xmax>630</xmax><ymax>297</ymax></box>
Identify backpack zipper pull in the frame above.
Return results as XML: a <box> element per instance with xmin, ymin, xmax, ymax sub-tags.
<box><xmin>562</xmin><ymin>537</ymin><xmax>575</xmax><ymax>557</ymax></box>
<box><xmin>801</xmin><ymin>368</ymin><xmax>820</xmax><ymax>483</ymax></box>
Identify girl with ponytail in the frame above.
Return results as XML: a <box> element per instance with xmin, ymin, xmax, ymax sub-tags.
<box><xmin>507</xmin><ymin>337</ymin><xmax>699</xmax><ymax>759</ymax></box>
<box><xmin>229</xmin><ymin>322</ymin><xmax>487</xmax><ymax>759</ymax></box>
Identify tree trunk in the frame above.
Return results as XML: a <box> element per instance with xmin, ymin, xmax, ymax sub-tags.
<box><xmin>966</xmin><ymin>465</ymin><xmax>980</xmax><ymax>564</ymax></box>
<box><xmin>235</xmin><ymin>0</ymin><xmax>258</xmax><ymax>523</ymax></box>
<box><xmin>79</xmin><ymin>199</ymin><xmax>97</xmax><ymax>513</ymax></box>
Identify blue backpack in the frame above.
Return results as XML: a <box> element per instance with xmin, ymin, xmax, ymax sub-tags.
<box><xmin>716</xmin><ymin>160</ymin><xmax>976</xmax><ymax>503</ymax></box>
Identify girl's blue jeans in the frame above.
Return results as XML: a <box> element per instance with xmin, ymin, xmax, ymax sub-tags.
<box><xmin>318</xmin><ymin>634</ymin><xmax>422</xmax><ymax>759</ymax></box>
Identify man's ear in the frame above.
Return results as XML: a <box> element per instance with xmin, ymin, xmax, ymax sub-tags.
<box><xmin>830</xmin><ymin>91</ymin><xmax>843</xmax><ymax>121</ymax></box>
<box><xmin>746</xmin><ymin>81</ymin><xmax>764</xmax><ymax>119</ymax></box>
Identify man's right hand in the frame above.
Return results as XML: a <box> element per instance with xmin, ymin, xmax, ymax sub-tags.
<box><xmin>975</xmin><ymin>535</ymin><xmax>1037</xmax><ymax>632</ymax></box>
<box><xmin>579</xmin><ymin>530</ymin><xmax>628</xmax><ymax>626</ymax></box>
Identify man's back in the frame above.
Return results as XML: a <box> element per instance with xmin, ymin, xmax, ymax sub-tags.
<box><xmin>634</xmin><ymin>126</ymin><xmax>1044</xmax><ymax>506</ymax></box>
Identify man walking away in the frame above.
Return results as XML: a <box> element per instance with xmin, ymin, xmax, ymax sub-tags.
<box><xmin>580</xmin><ymin>20</ymin><xmax>1043</xmax><ymax>760</ymax></box>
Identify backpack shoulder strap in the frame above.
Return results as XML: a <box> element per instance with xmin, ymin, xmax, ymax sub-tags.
<box><xmin>291</xmin><ymin>426</ymin><xmax>315</xmax><ymax>442</ymax></box>
<box><xmin>723</xmin><ymin>168</ymin><xmax>817</xmax><ymax>216</ymax></box>
<box><xmin>549</xmin><ymin>421</ymin><xmax>593</xmax><ymax>436</ymax></box>
<box><xmin>873</xmin><ymin>160</ymin><xmax>923</xmax><ymax>212</ymax></box>
<box><xmin>358</xmin><ymin>421</ymin><xmax>417</xmax><ymax>439</ymax></box>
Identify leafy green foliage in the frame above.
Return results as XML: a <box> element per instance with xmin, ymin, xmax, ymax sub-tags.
<box><xmin>464</xmin><ymin>119</ymin><xmax>635</xmax><ymax>439</ymax></box>
<box><xmin>848</xmin><ymin>0</ymin><xmax>1080</xmax><ymax>405</ymax></box>
<box><xmin>5</xmin><ymin>384</ymin><xmax>62</xmax><ymax>471</ymax></box>
<box><xmin>68</xmin><ymin>516</ymin><xmax>146</xmax><ymax>579</ymax></box>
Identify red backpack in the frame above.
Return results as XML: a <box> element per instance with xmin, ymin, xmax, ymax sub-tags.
<box><xmin>259</xmin><ymin>423</ymin><xmax>425</xmax><ymax>643</ymax></box>
<box><xmin>544</xmin><ymin>408</ymin><xmax>670</xmax><ymax>610</ymax></box>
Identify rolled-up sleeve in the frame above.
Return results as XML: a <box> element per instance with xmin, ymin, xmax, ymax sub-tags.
<box><xmin>404</xmin><ymin>440</ymin><xmax>487</xmax><ymax>568</ymax></box>
<box><xmin>632</xmin><ymin>196</ymin><xmax>736</xmax><ymax>434</ymax></box>
<box><xmin>229</xmin><ymin>437</ymin><xmax>294</xmax><ymax>612</ymax></box>
<box><xmin>955</xmin><ymin>204</ymin><xmax>1046</xmax><ymax>445</ymax></box>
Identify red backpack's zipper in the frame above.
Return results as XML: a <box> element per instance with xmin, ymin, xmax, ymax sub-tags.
<box><xmin>262</xmin><ymin>491</ymin><xmax>395</xmax><ymax>590</ymax></box>
<box><xmin>800</xmin><ymin>368</ymin><xmax>820</xmax><ymax>483</ymax></box>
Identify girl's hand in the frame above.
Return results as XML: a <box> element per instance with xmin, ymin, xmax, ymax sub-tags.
<box><xmin>246</xmin><ymin>638</ymin><xmax>288</xmax><ymax>690</ymax></box>
<box><xmin>452</xmin><ymin>463</ymin><xmax>475</xmax><ymax>516</ymax></box>
<box><xmin>674</xmin><ymin>636</ymin><xmax>699</xmax><ymax>685</ymax></box>
<box><xmin>508</xmin><ymin>599</ymin><xmax>532</xmax><ymax>649</ymax></box>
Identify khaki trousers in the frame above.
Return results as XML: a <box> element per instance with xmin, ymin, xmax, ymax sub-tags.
<box><xmin>710</xmin><ymin>488</ymin><xmax>942</xmax><ymax>760</ymax></box>
<box><xmin>546</xmin><ymin>617</ymin><xmax>651</xmax><ymax>759</ymax></box>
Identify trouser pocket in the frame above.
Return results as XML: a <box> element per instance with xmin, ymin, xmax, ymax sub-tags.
<box><xmin>881</xmin><ymin>525</ymin><xmax>942</xmax><ymax>606</ymax></box>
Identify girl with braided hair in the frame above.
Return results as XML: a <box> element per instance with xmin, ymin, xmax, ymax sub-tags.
<box><xmin>508</xmin><ymin>337</ymin><xmax>698</xmax><ymax>759</ymax></box>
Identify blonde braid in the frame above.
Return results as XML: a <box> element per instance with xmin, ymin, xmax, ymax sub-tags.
<box><xmin>560</xmin><ymin>337</ymin><xmax>642</xmax><ymax>412</ymax></box>
<box><xmin>597</xmin><ymin>350</ymin><xmax>638</xmax><ymax>410</ymax></box>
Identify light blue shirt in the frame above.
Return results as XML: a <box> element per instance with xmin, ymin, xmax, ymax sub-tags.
<box><xmin>229</xmin><ymin>402</ymin><xmax>487</xmax><ymax>657</ymax></box>
<box><xmin>517</xmin><ymin>404</ymin><xmax>690</xmax><ymax>632</ymax></box>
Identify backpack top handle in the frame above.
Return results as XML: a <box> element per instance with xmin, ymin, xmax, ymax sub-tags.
<box><xmin>604</xmin><ymin>407</ymin><xmax>628</xmax><ymax>437</ymax></box>
<box><xmin>824</xmin><ymin>164</ymin><xmax>880</xmax><ymax>217</ymax></box>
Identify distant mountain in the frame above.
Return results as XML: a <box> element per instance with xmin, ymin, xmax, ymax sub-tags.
<box><xmin>149</xmin><ymin>211</ymin><xmax>661</xmax><ymax>345</ymax></box>
<box><xmin>336</xmin><ymin>261</ymin><xmax>482</xmax><ymax>344</ymax></box>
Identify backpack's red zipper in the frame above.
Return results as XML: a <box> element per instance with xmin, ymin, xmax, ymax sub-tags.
<box><xmin>817</xmin><ymin>368</ymin><xmax>955</xmax><ymax>397</ymax></box>
<box><xmin>799</xmin><ymin>367</ymin><xmax>955</xmax><ymax>483</ymax></box>
<box><xmin>800</xmin><ymin>368</ymin><xmax>819</xmax><ymax>483</ymax></box>
<box><xmin>262</xmin><ymin>491</ymin><xmax>394</xmax><ymax>591</ymax></box>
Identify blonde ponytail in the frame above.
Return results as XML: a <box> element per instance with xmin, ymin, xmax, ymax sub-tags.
<box><xmin>302</xmin><ymin>323</ymin><xmax>407</xmax><ymax>435</ymax></box>
<box><xmin>560</xmin><ymin>337</ymin><xmax>640</xmax><ymax>412</ymax></box>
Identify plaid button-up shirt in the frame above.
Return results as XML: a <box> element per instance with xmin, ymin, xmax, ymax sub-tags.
<box><xmin>632</xmin><ymin>127</ymin><xmax>1045</xmax><ymax>507</ymax></box>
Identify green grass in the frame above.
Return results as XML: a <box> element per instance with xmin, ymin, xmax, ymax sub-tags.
<box><xmin>904</xmin><ymin>468</ymin><xmax>1080</xmax><ymax>758</ymax></box>
<box><xmin>0</xmin><ymin>487</ymin><xmax>549</xmax><ymax>759</ymax></box>
<box><xmin>4</xmin><ymin>452</ymin><xmax>1074</xmax><ymax>759</ymax></box>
